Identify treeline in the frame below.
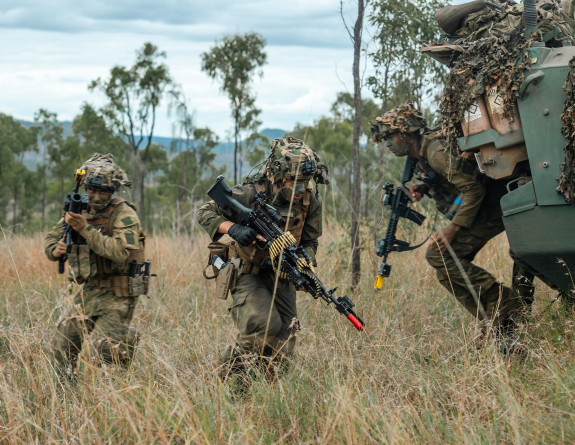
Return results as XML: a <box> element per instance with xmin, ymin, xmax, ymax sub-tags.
<box><xmin>0</xmin><ymin>0</ymin><xmax>447</xmax><ymax>236</ymax></box>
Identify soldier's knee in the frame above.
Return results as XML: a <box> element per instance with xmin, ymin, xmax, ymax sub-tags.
<box><xmin>245</xmin><ymin>311</ymin><xmax>282</xmax><ymax>338</ymax></box>
<box><xmin>425</xmin><ymin>246</ymin><xmax>446</xmax><ymax>269</ymax></box>
<box><xmin>92</xmin><ymin>333</ymin><xmax>134</xmax><ymax>367</ymax></box>
<box><xmin>125</xmin><ymin>326</ymin><xmax>140</xmax><ymax>362</ymax></box>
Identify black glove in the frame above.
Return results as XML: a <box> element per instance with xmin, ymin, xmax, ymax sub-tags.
<box><xmin>227</xmin><ymin>224</ymin><xmax>258</xmax><ymax>246</ymax></box>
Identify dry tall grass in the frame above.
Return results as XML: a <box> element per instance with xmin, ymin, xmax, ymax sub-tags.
<box><xmin>1</xmin><ymin>221</ymin><xmax>574</xmax><ymax>444</ymax></box>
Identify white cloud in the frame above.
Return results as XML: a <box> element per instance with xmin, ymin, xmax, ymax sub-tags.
<box><xmin>0</xmin><ymin>0</ymin><xmax>376</xmax><ymax>137</ymax></box>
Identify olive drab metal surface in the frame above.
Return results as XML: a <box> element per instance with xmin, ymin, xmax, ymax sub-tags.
<box><xmin>425</xmin><ymin>0</ymin><xmax>575</xmax><ymax>293</ymax></box>
<box><xmin>500</xmin><ymin>40</ymin><xmax>575</xmax><ymax>293</ymax></box>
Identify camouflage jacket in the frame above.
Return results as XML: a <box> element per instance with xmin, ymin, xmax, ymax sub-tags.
<box><xmin>45</xmin><ymin>198</ymin><xmax>145</xmax><ymax>287</ymax></box>
<box><xmin>419</xmin><ymin>132</ymin><xmax>486</xmax><ymax>228</ymax></box>
<box><xmin>196</xmin><ymin>179</ymin><xmax>322</xmax><ymax>268</ymax></box>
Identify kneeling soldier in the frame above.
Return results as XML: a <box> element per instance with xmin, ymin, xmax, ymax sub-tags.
<box><xmin>45</xmin><ymin>153</ymin><xmax>147</xmax><ymax>376</ymax></box>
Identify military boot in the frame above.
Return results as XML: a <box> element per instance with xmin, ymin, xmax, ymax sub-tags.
<box><xmin>496</xmin><ymin>317</ymin><xmax>527</xmax><ymax>355</ymax></box>
<box><xmin>217</xmin><ymin>344</ymin><xmax>259</xmax><ymax>394</ymax></box>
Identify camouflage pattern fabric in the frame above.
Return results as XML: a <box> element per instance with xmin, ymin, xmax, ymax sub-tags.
<box><xmin>454</xmin><ymin>0</ymin><xmax>575</xmax><ymax>45</ymax></box>
<box><xmin>45</xmin><ymin>199</ymin><xmax>144</xmax><ymax>371</ymax></box>
<box><xmin>50</xmin><ymin>288</ymin><xmax>139</xmax><ymax>371</ymax></box>
<box><xmin>559</xmin><ymin>56</ymin><xmax>575</xmax><ymax>204</ymax></box>
<box><xmin>439</xmin><ymin>27</ymin><xmax>534</xmax><ymax>157</ymax></box>
<box><xmin>419</xmin><ymin>132</ymin><xmax>486</xmax><ymax>229</ymax></box>
<box><xmin>197</xmin><ymin>178</ymin><xmax>323</xmax><ymax>382</ymax></box>
<box><xmin>197</xmin><ymin>181</ymin><xmax>322</xmax><ymax>268</ymax></box>
<box><xmin>371</xmin><ymin>102</ymin><xmax>428</xmax><ymax>142</ymax></box>
<box><xmin>423</xmin><ymin>150</ymin><xmax>524</xmax><ymax>327</ymax></box>
<box><xmin>82</xmin><ymin>153</ymin><xmax>131</xmax><ymax>191</ymax></box>
<box><xmin>419</xmin><ymin>133</ymin><xmax>545</xmax><ymax>327</ymax></box>
<box><xmin>262</xmin><ymin>136</ymin><xmax>329</xmax><ymax>185</ymax></box>
<box><xmin>217</xmin><ymin>273</ymin><xmax>299</xmax><ymax>385</ymax></box>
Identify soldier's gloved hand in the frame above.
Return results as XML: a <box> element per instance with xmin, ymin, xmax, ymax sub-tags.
<box><xmin>227</xmin><ymin>224</ymin><xmax>259</xmax><ymax>246</ymax></box>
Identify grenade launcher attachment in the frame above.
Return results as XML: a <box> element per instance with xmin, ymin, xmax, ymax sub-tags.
<box><xmin>59</xmin><ymin>169</ymin><xmax>88</xmax><ymax>274</ymax></box>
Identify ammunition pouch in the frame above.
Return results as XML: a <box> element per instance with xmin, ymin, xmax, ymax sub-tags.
<box><xmin>97</xmin><ymin>262</ymin><xmax>151</xmax><ymax>298</ymax></box>
<box><xmin>129</xmin><ymin>273</ymin><xmax>149</xmax><ymax>297</ymax></box>
<box><xmin>68</xmin><ymin>244</ymin><xmax>95</xmax><ymax>283</ymax></box>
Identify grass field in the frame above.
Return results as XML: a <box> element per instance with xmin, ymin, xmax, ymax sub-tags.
<box><xmin>1</xmin><ymin>221</ymin><xmax>574</xmax><ymax>444</ymax></box>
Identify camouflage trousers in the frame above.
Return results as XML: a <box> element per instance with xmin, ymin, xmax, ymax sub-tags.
<box><xmin>425</xmin><ymin>181</ymin><xmax>526</xmax><ymax>328</ymax></box>
<box><xmin>425</xmin><ymin>221</ymin><xmax>524</xmax><ymax>327</ymax></box>
<box><xmin>219</xmin><ymin>272</ymin><xmax>299</xmax><ymax>382</ymax></box>
<box><xmin>51</xmin><ymin>284</ymin><xmax>139</xmax><ymax>372</ymax></box>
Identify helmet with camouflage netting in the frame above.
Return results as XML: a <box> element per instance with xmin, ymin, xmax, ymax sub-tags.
<box><xmin>264</xmin><ymin>136</ymin><xmax>329</xmax><ymax>185</ymax></box>
<box><xmin>82</xmin><ymin>153</ymin><xmax>131</xmax><ymax>192</ymax></box>
<box><xmin>371</xmin><ymin>102</ymin><xmax>428</xmax><ymax>142</ymax></box>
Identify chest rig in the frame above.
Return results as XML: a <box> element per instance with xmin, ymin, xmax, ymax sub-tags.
<box><xmin>87</xmin><ymin>198</ymin><xmax>146</xmax><ymax>294</ymax></box>
<box><xmin>228</xmin><ymin>182</ymin><xmax>312</xmax><ymax>275</ymax></box>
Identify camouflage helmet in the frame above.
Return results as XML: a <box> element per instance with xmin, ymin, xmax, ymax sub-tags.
<box><xmin>371</xmin><ymin>102</ymin><xmax>428</xmax><ymax>142</ymax></box>
<box><xmin>82</xmin><ymin>153</ymin><xmax>131</xmax><ymax>192</ymax></box>
<box><xmin>264</xmin><ymin>136</ymin><xmax>329</xmax><ymax>185</ymax></box>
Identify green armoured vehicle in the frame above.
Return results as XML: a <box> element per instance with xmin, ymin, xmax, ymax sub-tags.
<box><xmin>424</xmin><ymin>0</ymin><xmax>575</xmax><ymax>294</ymax></box>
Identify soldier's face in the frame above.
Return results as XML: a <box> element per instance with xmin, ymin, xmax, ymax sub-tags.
<box><xmin>86</xmin><ymin>186</ymin><xmax>113</xmax><ymax>211</ymax></box>
<box><xmin>273</xmin><ymin>177</ymin><xmax>309</xmax><ymax>203</ymax></box>
<box><xmin>381</xmin><ymin>133</ymin><xmax>412</xmax><ymax>157</ymax></box>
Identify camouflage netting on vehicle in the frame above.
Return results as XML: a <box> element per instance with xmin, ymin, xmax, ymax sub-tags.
<box><xmin>559</xmin><ymin>57</ymin><xmax>575</xmax><ymax>204</ymax></box>
<box><xmin>453</xmin><ymin>0</ymin><xmax>575</xmax><ymax>46</ymax></box>
<box><xmin>439</xmin><ymin>27</ymin><xmax>534</xmax><ymax>157</ymax></box>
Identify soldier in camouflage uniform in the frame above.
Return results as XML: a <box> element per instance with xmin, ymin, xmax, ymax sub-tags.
<box><xmin>372</xmin><ymin>103</ymin><xmax>526</xmax><ymax>338</ymax></box>
<box><xmin>45</xmin><ymin>153</ymin><xmax>147</xmax><ymax>375</ymax></box>
<box><xmin>197</xmin><ymin>137</ymin><xmax>326</xmax><ymax>384</ymax></box>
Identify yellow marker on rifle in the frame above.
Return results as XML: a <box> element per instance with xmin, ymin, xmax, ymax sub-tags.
<box><xmin>75</xmin><ymin>168</ymin><xmax>86</xmax><ymax>183</ymax></box>
<box><xmin>374</xmin><ymin>275</ymin><xmax>384</xmax><ymax>290</ymax></box>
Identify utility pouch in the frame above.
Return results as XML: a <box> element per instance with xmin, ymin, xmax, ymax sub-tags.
<box><xmin>68</xmin><ymin>244</ymin><xmax>92</xmax><ymax>283</ymax></box>
<box><xmin>215</xmin><ymin>260</ymin><xmax>239</xmax><ymax>300</ymax></box>
<box><xmin>207</xmin><ymin>240</ymin><xmax>230</xmax><ymax>263</ymax></box>
<box><xmin>125</xmin><ymin>260</ymin><xmax>152</xmax><ymax>297</ymax></box>
<box><xmin>128</xmin><ymin>275</ymin><xmax>148</xmax><ymax>297</ymax></box>
<box><xmin>112</xmin><ymin>276</ymin><xmax>130</xmax><ymax>297</ymax></box>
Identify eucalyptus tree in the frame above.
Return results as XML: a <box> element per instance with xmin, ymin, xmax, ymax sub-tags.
<box><xmin>34</xmin><ymin>109</ymin><xmax>64</xmax><ymax>230</ymax></box>
<box><xmin>0</xmin><ymin>113</ymin><xmax>38</xmax><ymax>229</ymax></box>
<box><xmin>201</xmin><ymin>32</ymin><xmax>267</xmax><ymax>183</ymax></box>
<box><xmin>341</xmin><ymin>0</ymin><xmax>368</xmax><ymax>286</ymax></box>
<box><xmin>89</xmin><ymin>42</ymin><xmax>174</xmax><ymax>221</ymax></box>
<box><xmin>368</xmin><ymin>0</ymin><xmax>447</xmax><ymax>111</ymax></box>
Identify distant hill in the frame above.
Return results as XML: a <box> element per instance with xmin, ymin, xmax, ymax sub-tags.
<box><xmin>17</xmin><ymin>119</ymin><xmax>285</xmax><ymax>172</ymax></box>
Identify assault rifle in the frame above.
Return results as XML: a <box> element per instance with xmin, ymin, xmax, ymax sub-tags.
<box><xmin>374</xmin><ymin>157</ymin><xmax>426</xmax><ymax>289</ymax></box>
<box><xmin>58</xmin><ymin>169</ymin><xmax>88</xmax><ymax>274</ymax></box>
<box><xmin>207</xmin><ymin>175</ymin><xmax>365</xmax><ymax>331</ymax></box>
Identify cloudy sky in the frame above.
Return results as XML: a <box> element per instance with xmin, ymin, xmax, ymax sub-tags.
<box><xmin>1</xmin><ymin>0</ymin><xmax>464</xmax><ymax>139</ymax></box>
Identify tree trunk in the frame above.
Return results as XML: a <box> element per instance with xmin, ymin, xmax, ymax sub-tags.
<box><xmin>41</xmin><ymin>151</ymin><xmax>47</xmax><ymax>232</ymax></box>
<box><xmin>234</xmin><ymin>112</ymin><xmax>239</xmax><ymax>184</ymax></box>
<box><xmin>351</xmin><ymin>0</ymin><xmax>365</xmax><ymax>287</ymax></box>
<box><xmin>138</xmin><ymin>162</ymin><xmax>147</xmax><ymax>227</ymax></box>
<box><xmin>12</xmin><ymin>186</ymin><xmax>18</xmax><ymax>230</ymax></box>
